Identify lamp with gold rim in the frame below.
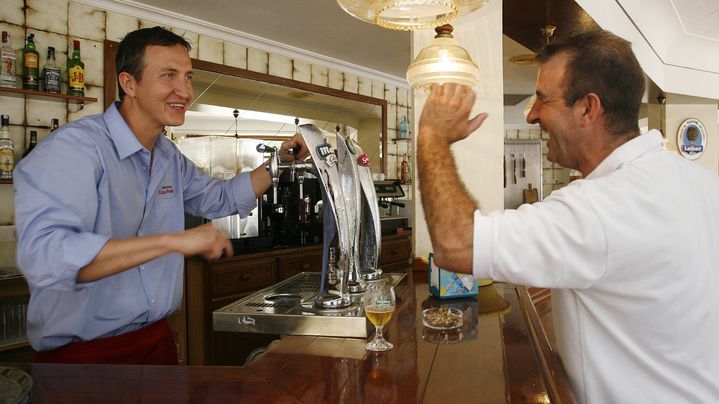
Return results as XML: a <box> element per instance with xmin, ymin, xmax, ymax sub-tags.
<box><xmin>406</xmin><ymin>24</ymin><xmax>480</xmax><ymax>91</ymax></box>
<box><xmin>336</xmin><ymin>0</ymin><xmax>488</xmax><ymax>31</ymax></box>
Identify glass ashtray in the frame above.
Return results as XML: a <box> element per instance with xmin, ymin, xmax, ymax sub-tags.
<box><xmin>422</xmin><ymin>307</ymin><xmax>463</xmax><ymax>330</ymax></box>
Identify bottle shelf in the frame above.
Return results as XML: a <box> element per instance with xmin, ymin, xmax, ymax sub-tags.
<box><xmin>0</xmin><ymin>339</ymin><xmax>29</xmax><ymax>353</ymax></box>
<box><xmin>391</xmin><ymin>137</ymin><xmax>413</xmax><ymax>143</ymax></box>
<box><xmin>0</xmin><ymin>86</ymin><xmax>97</xmax><ymax>104</ymax></box>
<box><xmin>0</xmin><ymin>179</ymin><xmax>12</xmax><ymax>185</ymax></box>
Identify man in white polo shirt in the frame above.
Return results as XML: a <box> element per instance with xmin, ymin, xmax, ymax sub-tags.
<box><xmin>417</xmin><ymin>30</ymin><xmax>719</xmax><ymax>403</ymax></box>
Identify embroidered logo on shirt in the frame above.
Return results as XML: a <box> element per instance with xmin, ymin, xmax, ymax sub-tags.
<box><xmin>158</xmin><ymin>185</ymin><xmax>175</xmax><ymax>199</ymax></box>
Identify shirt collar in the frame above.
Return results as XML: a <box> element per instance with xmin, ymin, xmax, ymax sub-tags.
<box><xmin>103</xmin><ymin>101</ymin><xmax>165</xmax><ymax>160</ymax></box>
<box><xmin>585</xmin><ymin>130</ymin><xmax>664</xmax><ymax>179</ymax></box>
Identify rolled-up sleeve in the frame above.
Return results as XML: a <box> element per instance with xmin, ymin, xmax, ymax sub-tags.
<box><xmin>14</xmin><ymin>130</ymin><xmax>110</xmax><ymax>292</ymax></box>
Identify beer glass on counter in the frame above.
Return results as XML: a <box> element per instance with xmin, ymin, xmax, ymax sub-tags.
<box><xmin>363</xmin><ymin>278</ymin><xmax>396</xmax><ymax>351</ymax></box>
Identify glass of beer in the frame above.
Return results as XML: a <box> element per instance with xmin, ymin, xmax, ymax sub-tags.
<box><xmin>363</xmin><ymin>278</ymin><xmax>396</xmax><ymax>351</ymax></box>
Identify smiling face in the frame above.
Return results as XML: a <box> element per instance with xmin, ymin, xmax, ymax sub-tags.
<box><xmin>122</xmin><ymin>44</ymin><xmax>193</xmax><ymax>135</ymax></box>
<box><xmin>525</xmin><ymin>53</ymin><xmax>582</xmax><ymax>169</ymax></box>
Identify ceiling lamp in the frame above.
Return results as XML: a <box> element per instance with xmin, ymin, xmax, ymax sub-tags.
<box><xmin>406</xmin><ymin>25</ymin><xmax>480</xmax><ymax>91</ymax></box>
<box><xmin>336</xmin><ymin>0</ymin><xmax>488</xmax><ymax>31</ymax></box>
<box><xmin>509</xmin><ymin>25</ymin><xmax>556</xmax><ymax>65</ymax></box>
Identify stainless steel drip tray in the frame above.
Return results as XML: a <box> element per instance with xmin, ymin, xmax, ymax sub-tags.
<box><xmin>213</xmin><ymin>272</ymin><xmax>406</xmax><ymax>338</ymax></box>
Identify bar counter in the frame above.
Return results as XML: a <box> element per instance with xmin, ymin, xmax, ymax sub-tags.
<box><xmin>8</xmin><ymin>279</ymin><xmax>576</xmax><ymax>403</ymax></box>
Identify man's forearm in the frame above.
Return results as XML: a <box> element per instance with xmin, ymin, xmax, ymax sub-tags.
<box><xmin>77</xmin><ymin>234</ymin><xmax>177</xmax><ymax>282</ymax></box>
<box><xmin>418</xmin><ymin>135</ymin><xmax>477</xmax><ymax>273</ymax></box>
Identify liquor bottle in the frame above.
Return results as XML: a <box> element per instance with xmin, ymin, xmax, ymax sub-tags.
<box><xmin>1</xmin><ymin>31</ymin><xmax>17</xmax><ymax>88</ymax></box>
<box><xmin>400</xmin><ymin>153</ymin><xmax>410</xmax><ymax>184</ymax></box>
<box><xmin>22</xmin><ymin>130</ymin><xmax>37</xmax><ymax>158</ymax></box>
<box><xmin>398</xmin><ymin>116</ymin><xmax>409</xmax><ymax>139</ymax></box>
<box><xmin>0</xmin><ymin>115</ymin><xmax>13</xmax><ymax>180</ymax></box>
<box><xmin>51</xmin><ymin>118</ymin><xmax>59</xmax><ymax>132</ymax></box>
<box><xmin>67</xmin><ymin>40</ymin><xmax>84</xmax><ymax>97</ymax></box>
<box><xmin>42</xmin><ymin>46</ymin><xmax>60</xmax><ymax>94</ymax></box>
<box><xmin>22</xmin><ymin>33</ymin><xmax>39</xmax><ymax>91</ymax></box>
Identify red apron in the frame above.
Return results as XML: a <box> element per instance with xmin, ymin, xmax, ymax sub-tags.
<box><xmin>34</xmin><ymin>319</ymin><xmax>178</xmax><ymax>365</ymax></box>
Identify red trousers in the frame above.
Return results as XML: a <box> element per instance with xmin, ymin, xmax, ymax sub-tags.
<box><xmin>34</xmin><ymin>319</ymin><xmax>179</xmax><ymax>365</ymax></box>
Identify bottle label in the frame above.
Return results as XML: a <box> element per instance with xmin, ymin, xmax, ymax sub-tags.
<box><xmin>24</xmin><ymin>52</ymin><xmax>37</xmax><ymax>69</ymax></box>
<box><xmin>0</xmin><ymin>147</ymin><xmax>13</xmax><ymax>172</ymax></box>
<box><xmin>69</xmin><ymin>66</ymin><xmax>85</xmax><ymax>89</ymax></box>
<box><xmin>1</xmin><ymin>50</ymin><xmax>16</xmax><ymax>77</ymax></box>
<box><xmin>43</xmin><ymin>67</ymin><xmax>61</xmax><ymax>93</ymax></box>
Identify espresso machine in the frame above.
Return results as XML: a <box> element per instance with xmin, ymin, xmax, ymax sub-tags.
<box><xmin>256</xmin><ymin>166</ymin><xmax>323</xmax><ymax>247</ymax></box>
<box><xmin>375</xmin><ymin>180</ymin><xmax>409</xmax><ymax>235</ymax></box>
<box><xmin>213</xmin><ymin>124</ymin><xmax>404</xmax><ymax>338</ymax></box>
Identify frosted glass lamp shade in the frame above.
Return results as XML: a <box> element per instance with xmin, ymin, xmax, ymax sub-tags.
<box><xmin>336</xmin><ymin>0</ymin><xmax>488</xmax><ymax>31</ymax></box>
<box><xmin>406</xmin><ymin>25</ymin><xmax>480</xmax><ymax>91</ymax></box>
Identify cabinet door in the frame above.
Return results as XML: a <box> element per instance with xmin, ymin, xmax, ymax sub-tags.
<box><xmin>379</xmin><ymin>237</ymin><xmax>411</xmax><ymax>266</ymax></box>
<box><xmin>211</xmin><ymin>257</ymin><xmax>277</xmax><ymax>299</ymax></box>
<box><xmin>278</xmin><ymin>249</ymin><xmax>323</xmax><ymax>280</ymax></box>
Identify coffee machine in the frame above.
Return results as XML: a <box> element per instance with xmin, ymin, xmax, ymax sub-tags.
<box><xmin>257</xmin><ymin>168</ymin><xmax>324</xmax><ymax>247</ymax></box>
<box><xmin>375</xmin><ymin>180</ymin><xmax>409</xmax><ymax>235</ymax></box>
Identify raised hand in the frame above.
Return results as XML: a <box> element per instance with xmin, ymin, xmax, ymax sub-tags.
<box><xmin>419</xmin><ymin>83</ymin><xmax>488</xmax><ymax>145</ymax></box>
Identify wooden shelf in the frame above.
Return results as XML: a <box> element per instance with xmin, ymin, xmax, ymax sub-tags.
<box><xmin>0</xmin><ymin>86</ymin><xmax>97</xmax><ymax>103</ymax></box>
<box><xmin>0</xmin><ymin>339</ymin><xmax>29</xmax><ymax>353</ymax></box>
<box><xmin>391</xmin><ymin>137</ymin><xmax>413</xmax><ymax>142</ymax></box>
<box><xmin>0</xmin><ymin>179</ymin><xmax>12</xmax><ymax>185</ymax></box>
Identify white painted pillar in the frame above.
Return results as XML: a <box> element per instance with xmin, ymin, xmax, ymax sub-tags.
<box><xmin>411</xmin><ymin>0</ymin><xmax>505</xmax><ymax>259</ymax></box>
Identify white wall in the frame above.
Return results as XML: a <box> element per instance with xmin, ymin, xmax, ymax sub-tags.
<box><xmin>412</xmin><ymin>0</ymin><xmax>505</xmax><ymax>259</ymax></box>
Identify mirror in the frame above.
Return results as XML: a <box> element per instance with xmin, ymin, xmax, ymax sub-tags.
<box><xmin>103</xmin><ymin>41</ymin><xmax>388</xmax><ymax>175</ymax></box>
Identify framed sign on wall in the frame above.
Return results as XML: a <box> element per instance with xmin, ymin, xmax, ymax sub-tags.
<box><xmin>676</xmin><ymin>118</ymin><xmax>707</xmax><ymax>160</ymax></box>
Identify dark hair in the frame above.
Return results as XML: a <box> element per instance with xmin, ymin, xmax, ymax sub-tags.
<box><xmin>536</xmin><ymin>30</ymin><xmax>645</xmax><ymax>136</ymax></box>
<box><xmin>116</xmin><ymin>26</ymin><xmax>191</xmax><ymax>100</ymax></box>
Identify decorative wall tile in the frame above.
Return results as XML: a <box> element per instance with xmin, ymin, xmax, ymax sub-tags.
<box><xmin>68</xmin><ymin>3</ymin><xmax>105</xmax><ymax>42</ymax></box>
<box><xmin>139</xmin><ymin>19</ymin><xmax>163</xmax><ymax>30</ymax></box>
<box><xmin>328</xmin><ymin>68</ymin><xmax>343</xmax><ymax>90</ymax></box>
<box><xmin>1</xmin><ymin>0</ymin><xmax>24</xmax><ymax>26</ymax></box>
<box><xmin>0</xmin><ymin>23</ymin><xmax>25</xmax><ymax>53</ymax></box>
<box><xmin>26</xmin><ymin>97</ymin><xmax>66</xmax><ymax>127</ymax></box>
<box><xmin>105</xmin><ymin>12</ymin><xmax>138</xmax><ymax>42</ymax></box>
<box><xmin>310</xmin><ymin>65</ymin><xmax>328</xmax><ymax>87</ymax></box>
<box><xmin>247</xmin><ymin>48</ymin><xmax>268</xmax><ymax>74</ymax></box>
<box><xmin>0</xmin><ymin>186</ymin><xmax>14</xmax><ymax>225</ymax></box>
<box><xmin>384</xmin><ymin>84</ymin><xmax>397</xmax><ymax>104</ymax></box>
<box><xmin>170</xmin><ymin>28</ymin><xmax>198</xmax><ymax>59</ymax></box>
<box><xmin>0</xmin><ymin>96</ymin><xmax>25</xmax><ymax>125</ymax></box>
<box><xmin>223</xmin><ymin>42</ymin><xmax>246</xmax><ymax>70</ymax></box>
<box><xmin>68</xmin><ymin>38</ymin><xmax>102</xmax><ymax>87</ymax></box>
<box><xmin>518</xmin><ymin>129</ymin><xmax>529</xmax><ymax>139</ymax></box>
<box><xmin>343</xmin><ymin>72</ymin><xmax>358</xmax><ymax>94</ymax></box>
<box><xmin>292</xmin><ymin>59</ymin><xmax>310</xmax><ymax>83</ymax></box>
<box><xmin>268</xmin><ymin>54</ymin><xmax>292</xmax><ymax>79</ymax></box>
<box><xmin>387</xmin><ymin>103</ymin><xmax>397</xmax><ymax>130</ymax></box>
<box><xmin>32</xmin><ymin>30</ymin><xmax>67</xmax><ymax>81</ymax></box>
<box><xmin>68</xmin><ymin>85</ymin><xmax>103</xmax><ymax>121</ymax></box>
<box><xmin>397</xmin><ymin>87</ymin><xmax>409</xmax><ymax>107</ymax></box>
<box><xmin>29</xmin><ymin>126</ymin><xmax>51</xmax><ymax>143</ymax></box>
<box><xmin>27</xmin><ymin>0</ymin><xmax>68</xmax><ymax>35</ymax></box>
<box><xmin>358</xmin><ymin>76</ymin><xmax>371</xmax><ymax>97</ymax></box>
<box><xmin>198</xmin><ymin>35</ymin><xmax>223</xmax><ymax>64</ymax></box>
<box><xmin>371</xmin><ymin>81</ymin><xmax>384</xmax><ymax>99</ymax></box>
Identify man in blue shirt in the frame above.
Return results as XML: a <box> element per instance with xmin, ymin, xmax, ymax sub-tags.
<box><xmin>13</xmin><ymin>27</ymin><xmax>308</xmax><ymax>364</ymax></box>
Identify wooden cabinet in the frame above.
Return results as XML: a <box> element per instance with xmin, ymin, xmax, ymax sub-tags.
<box><xmin>184</xmin><ymin>234</ymin><xmax>412</xmax><ymax>366</ymax></box>
<box><xmin>186</xmin><ymin>255</ymin><xmax>277</xmax><ymax>365</ymax></box>
<box><xmin>278</xmin><ymin>247</ymin><xmax>322</xmax><ymax>279</ymax></box>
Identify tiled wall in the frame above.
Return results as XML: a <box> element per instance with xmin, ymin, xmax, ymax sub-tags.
<box><xmin>504</xmin><ymin>127</ymin><xmax>571</xmax><ymax>198</ymax></box>
<box><xmin>0</xmin><ymin>0</ymin><xmax>413</xmax><ymax>230</ymax></box>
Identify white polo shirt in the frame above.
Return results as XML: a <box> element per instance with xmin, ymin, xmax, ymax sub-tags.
<box><xmin>473</xmin><ymin>130</ymin><xmax>719</xmax><ymax>403</ymax></box>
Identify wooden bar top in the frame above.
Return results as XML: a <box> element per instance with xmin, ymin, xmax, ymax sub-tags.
<box><xmin>7</xmin><ymin>279</ymin><xmax>575</xmax><ymax>403</ymax></box>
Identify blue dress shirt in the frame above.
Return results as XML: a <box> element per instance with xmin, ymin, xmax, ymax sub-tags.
<box><xmin>13</xmin><ymin>102</ymin><xmax>257</xmax><ymax>351</ymax></box>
